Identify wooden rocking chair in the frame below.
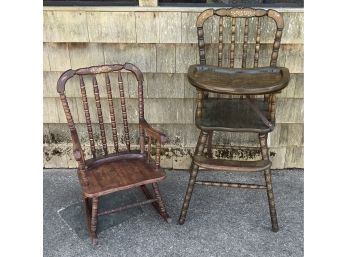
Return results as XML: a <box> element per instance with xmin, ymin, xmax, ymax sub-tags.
<box><xmin>57</xmin><ymin>63</ymin><xmax>171</xmax><ymax>244</ymax></box>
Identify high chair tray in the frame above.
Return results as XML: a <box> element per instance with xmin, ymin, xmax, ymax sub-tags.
<box><xmin>188</xmin><ymin>65</ymin><xmax>290</xmax><ymax>95</ymax></box>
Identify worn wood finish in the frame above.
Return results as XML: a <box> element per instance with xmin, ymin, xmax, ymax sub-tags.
<box><xmin>105</xmin><ymin>73</ymin><xmax>119</xmax><ymax>153</ymax></box>
<box><xmin>147</xmin><ymin>136</ymin><xmax>152</xmax><ymax>162</ymax></box>
<box><xmin>254</xmin><ymin>17</ymin><xmax>261</xmax><ymax>68</ymax></box>
<box><xmin>98</xmin><ymin>199</ymin><xmax>157</xmax><ymax>217</ymax></box>
<box><xmin>195</xmin><ymin>98</ymin><xmax>272</xmax><ymax>133</ymax></box>
<box><xmin>84</xmin><ymin>156</ymin><xmax>166</xmax><ymax>197</ymax></box>
<box><xmin>195</xmin><ymin>181</ymin><xmax>267</xmax><ymax>189</ymax></box>
<box><xmin>206</xmin><ymin>131</ymin><xmax>213</xmax><ymax>158</ymax></box>
<box><xmin>79</xmin><ymin>75</ymin><xmax>97</xmax><ymax>158</ymax></box>
<box><xmin>193</xmin><ymin>155</ymin><xmax>271</xmax><ymax>172</ymax></box>
<box><xmin>178</xmin><ymin>130</ymin><xmax>208</xmax><ymax>225</ymax></box>
<box><xmin>138</xmin><ymin>78</ymin><xmax>145</xmax><ymax>154</ymax></box>
<box><xmin>242</xmin><ymin>18</ymin><xmax>249</xmax><ymax>68</ymax></box>
<box><xmin>188</xmin><ymin>65</ymin><xmax>289</xmax><ymax>95</ymax></box>
<box><xmin>90</xmin><ymin>197</ymin><xmax>98</xmax><ymax>245</ymax></box>
<box><xmin>59</xmin><ymin>93</ymin><xmax>89</xmax><ymax>186</ymax></box>
<box><xmin>230</xmin><ymin>17</ymin><xmax>236</xmax><ymax>68</ymax></box>
<box><xmin>155</xmin><ymin>141</ymin><xmax>161</xmax><ymax>168</ymax></box>
<box><xmin>196</xmin><ymin>8</ymin><xmax>284</xmax><ymax>68</ymax></box>
<box><xmin>259</xmin><ymin>133</ymin><xmax>279</xmax><ymax>232</ymax></box>
<box><xmin>218</xmin><ymin>16</ymin><xmax>223</xmax><ymax>67</ymax></box>
<box><xmin>93</xmin><ymin>75</ymin><xmax>108</xmax><ymax>155</ymax></box>
<box><xmin>84</xmin><ymin>197</ymin><xmax>92</xmax><ymax>238</ymax></box>
<box><xmin>57</xmin><ymin>63</ymin><xmax>171</xmax><ymax>244</ymax></box>
<box><xmin>270</xmin><ymin>93</ymin><xmax>276</xmax><ymax>123</ymax></box>
<box><xmin>118</xmin><ymin>71</ymin><xmax>131</xmax><ymax>152</ymax></box>
<box><xmin>195</xmin><ymin>89</ymin><xmax>204</xmax><ymax>119</ymax></box>
<box><xmin>179</xmin><ymin>8</ymin><xmax>289</xmax><ymax>232</ymax></box>
<box><xmin>152</xmin><ymin>182</ymin><xmax>171</xmax><ymax>222</ymax></box>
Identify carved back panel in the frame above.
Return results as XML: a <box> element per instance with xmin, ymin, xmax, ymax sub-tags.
<box><xmin>57</xmin><ymin>63</ymin><xmax>145</xmax><ymax>160</ymax></box>
<box><xmin>196</xmin><ymin>8</ymin><xmax>284</xmax><ymax>69</ymax></box>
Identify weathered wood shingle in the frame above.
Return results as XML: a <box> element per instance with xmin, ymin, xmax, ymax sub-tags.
<box><xmin>285</xmin><ymin>146</ymin><xmax>304</xmax><ymax>168</ymax></box>
<box><xmin>144</xmin><ymin>99</ymin><xmax>194</xmax><ymax>124</ymax></box>
<box><xmin>270</xmin><ymin>123</ymin><xmax>304</xmax><ymax>147</ymax></box>
<box><xmin>87</xmin><ymin>12</ymin><xmax>136</xmax><ymax>43</ymax></box>
<box><xmin>276</xmin><ymin>98</ymin><xmax>304</xmax><ymax>123</ymax></box>
<box><xmin>146</xmin><ymin>73</ymin><xmax>185</xmax><ymax>98</ymax></box>
<box><xmin>104</xmin><ymin>44</ymin><xmax>157</xmax><ymax>73</ymax></box>
<box><xmin>156</xmin><ymin>44</ymin><xmax>176</xmax><ymax>73</ymax></box>
<box><xmin>45</xmin><ymin>43</ymin><xmax>71</xmax><ymax>71</ymax></box>
<box><xmin>181</xmin><ymin>12</ymin><xmax>199</xmax><ymax>44</ymax></box>
<box><xmin>136</xmin><ymin>12</ymin><xmax>160</xmax><ymax>43</ymax></box>
<box><xmin>69</xmin><ymin>43</ymin><xmax>105</xmax><ymax>69</ymax></box>
<box><xmin>159</xmin><ymin>12</ymin><xmax>182</xmax><ymax>43</ymax></box>
<box><xmin>279</xmin><ymin>73</ymin><xmax>304</xmax><ymax>98</ymax></box>
<box><xmin>43</xmin><ymin>8</ymin><xmax>304</xmax><ymax>169</ymax></box>
<box><xmin>44</xmin><ymin>11</ymin><xmax>89</xmax><ymax>42</ymax></box>
<box><xmin>43</xmin><ymin>44</ymin><xmax>51</xmax><ymax>71</ymax></box>
<box><xmin>175</xmin><ymin>44</ymin><xmax>198</xmax><ymax>73</ymax></box>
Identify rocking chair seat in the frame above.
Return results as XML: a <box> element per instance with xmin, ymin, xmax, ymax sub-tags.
<box><xmin>83</xmin><ymin>153</ymin><xmax>166</xmax><ymax>197</ymax></box>
<box><xmin>196</xmin><ymin>98</ymin><xmax>273</xmax><ymax>133</ymax></box>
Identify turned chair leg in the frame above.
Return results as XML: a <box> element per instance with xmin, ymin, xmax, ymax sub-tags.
<box><xmin>84</xmin><ymin>197</ymin><xmax>92</xmax><ymax>236</ymax></box>
<box><xmin>259</xmin><ymin>133</ymin><xmax>279</xmax><ymax>232</ymax></box>
<box><xmin>152</xmin><ymin>182</ymin><xmax>172</xmax><ymax>223</ymax></box>
<box><xmin>206</xmin><ymin>131</ymin><xmax>213</xmax><ymax>158</ymax></box>
<box><xmin>90</xmin><ymin>197</ymin><xmax>99</xmax><ymax>245</ymax></box>
<box><xmin>178</xmin><ymin>131</ymin><xmax>208</xmax><ymax>225</ymax></box>
<box><xmin>264</xmin><ymin>168</ymin><xmax>279</xmax><ymax>232</ymax></box>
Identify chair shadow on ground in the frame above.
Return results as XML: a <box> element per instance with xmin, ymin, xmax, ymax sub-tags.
<box><xmin>58</xmin><ymin>189</ymin><xmax>144</xmax><ymax>239</ymax></box>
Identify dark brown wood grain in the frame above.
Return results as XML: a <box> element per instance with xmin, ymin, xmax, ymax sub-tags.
<box><xmin>188</xmin><ymin>65</ymin><xmax>289</xmax><ymax>95</ymax></box>
<box><xmin>57</xmin><ymin>63</ymin><xmax>171</xmax><ymax>245</ymax></box>
<box><xmin>79</xmin><ymin>75</ymin><xmax>97</xmax><ymax>158</ymax></box>
<box><xmin>195</xmin><ymin>98</ymin><xmax>272</xmax><ymax>133</ymax></box>
<box><xmin>84</xmin><ymin>156</ymin><xmax>166</xmax><ymax>197</ymax></box>
<box><xmin>178</xmin><ymin>131</ymin><xmax>208</xmax><ymax>225</ymax></box>
<box><xmin>105</xmin><ymin>73</ymin><xmax>119</xmax><ymax>153</ymax></box>
<box><xmin>118</xmin><ymin>71</ymin><xmax>131</xmax><ymax>152</ymax></box>
<box><xmin>139</xmin><ymin>119</ymin><xmax>167</xmax><ymax>143</ymax></box>
<box><xmin>193</xmin><ymin>156</ymin><xmax>271</xmax><ymax>172</ymax></box>
<box><xmin>93</xmin><ymin>75</ymin><xmax>108</xmax><ymax>155</ymax></box>
<box><xmin>195</xmin><ymin>181</ymin><xmax>266</xmax><ymax>189</ymax></box>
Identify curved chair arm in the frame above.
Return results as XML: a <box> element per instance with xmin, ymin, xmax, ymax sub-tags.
<box><xmin>139</xmin><ymin>119</ymin><xmax>167</xmax><ymax>169</ymax></box>
<box><xmin>70</xmin><ymin>129</ymin><xmax>89</xmax><ymax>186</ymax></box>
<box><xmin>139</xmin><ymin>119</ymin><xmax>167</xmax><ymax>144</ymax></box>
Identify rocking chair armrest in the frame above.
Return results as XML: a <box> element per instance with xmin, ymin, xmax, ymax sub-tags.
<box><xmin>70</xmin><ymin>129</ymin><xmax>84</xmax><ymax>162</ymax></box>
<box><xmin>139</xmin><ymin>119</ymin><xmax>167</xmax><ymax>144</ymax></box>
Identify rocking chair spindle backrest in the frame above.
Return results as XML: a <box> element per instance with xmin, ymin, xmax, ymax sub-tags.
<box><xmin>57</xmin><ymin>63</ymin><xmax>145</xmax><ymax>164</ymax></box>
